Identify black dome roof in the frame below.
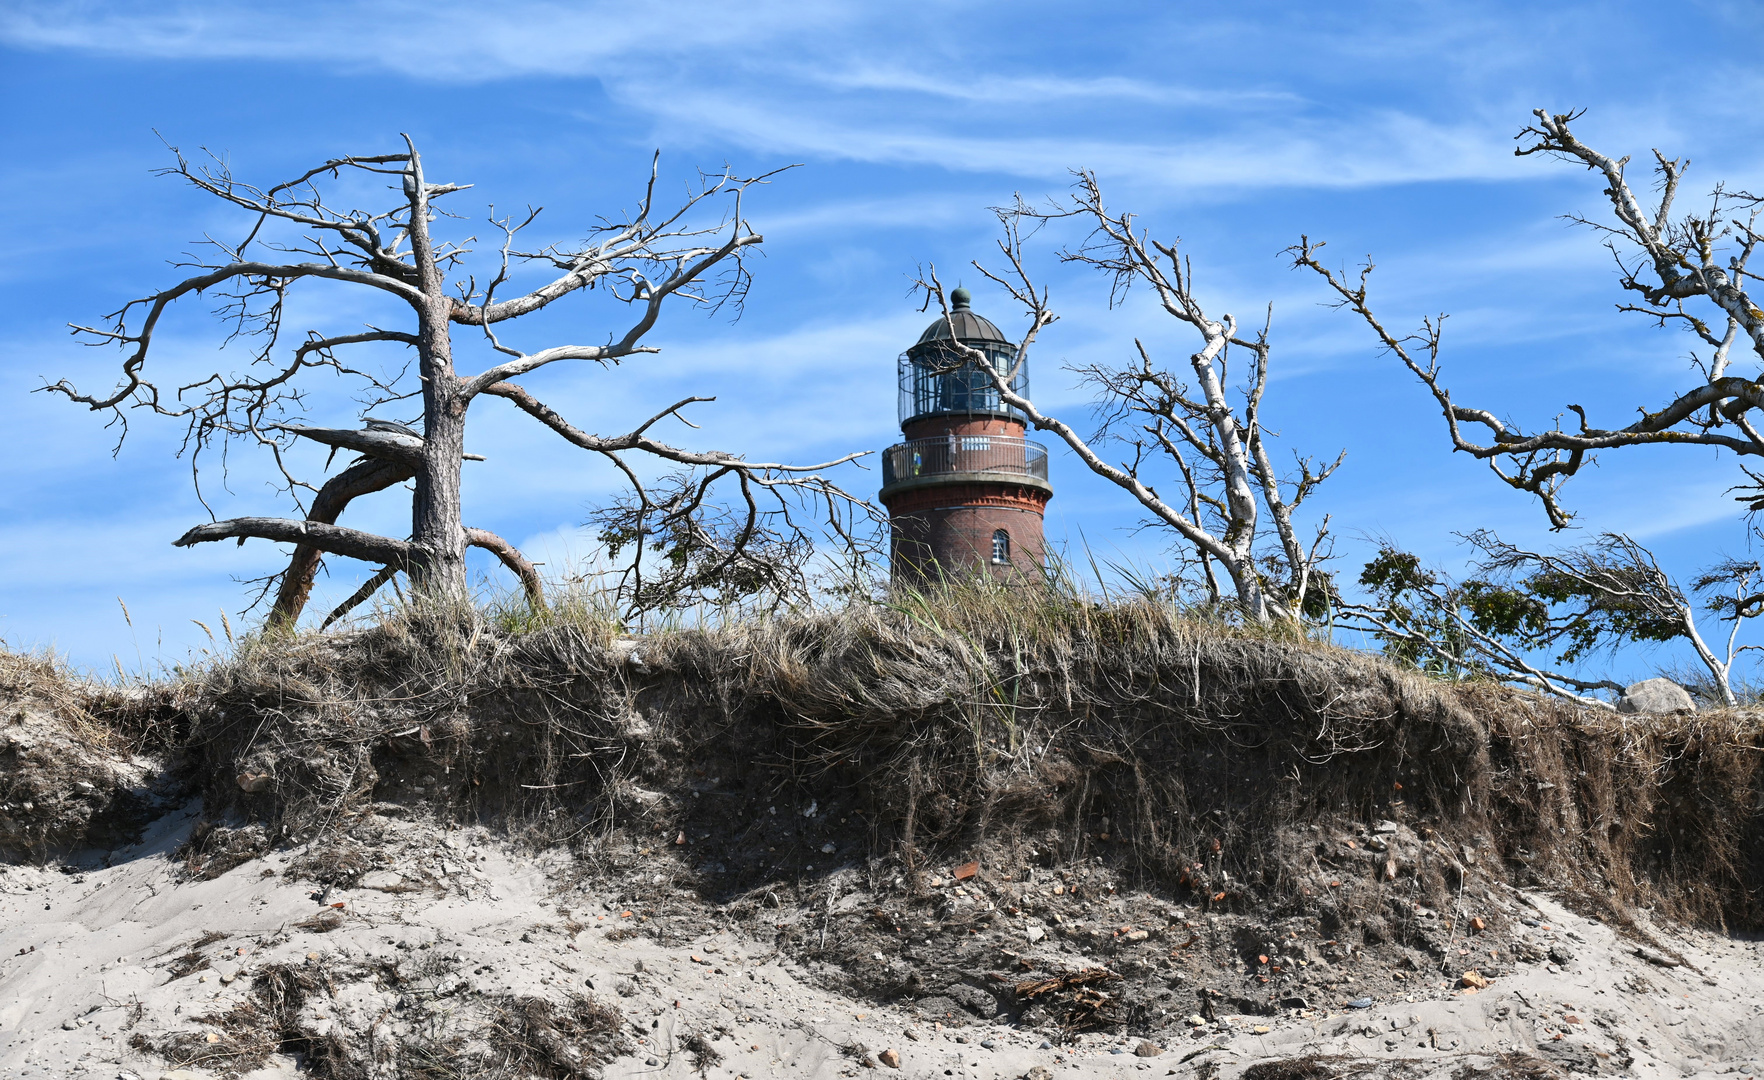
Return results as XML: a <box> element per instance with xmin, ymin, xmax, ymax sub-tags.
<box><xmin>915</xmin><ymin>287</ymin><xmax>1010</xmax><ymax>346</ymax></box>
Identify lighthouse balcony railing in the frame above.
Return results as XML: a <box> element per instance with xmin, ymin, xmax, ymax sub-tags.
<box><xmin>880</xmin><ymin>435</ymin><xmax>1049</xmax><ymax>487</ymax></box>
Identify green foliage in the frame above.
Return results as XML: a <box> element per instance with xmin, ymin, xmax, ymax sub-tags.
<box><xmin>1522</xmin><ymin>565</ymin><xmax>1684</xmax><ymax>664</ymax></box>
<box><xmin>1357</xmin><ymin>547</ymin><xmax>1488</xmax><ymax>676</ymax></box>
<box><xmin>1458</xmin><ymin>578</ymin><xmax>1552</xmax><ymax>641</ymax></box>
<box><xmin>1354</xmin><ymin>531</ymin><xmax>1736</xmax><ymax>688</ymax></box>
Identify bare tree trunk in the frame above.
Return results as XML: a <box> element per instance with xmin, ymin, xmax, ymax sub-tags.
<box><xmin>404</xmin><ymin>142</ymin><xmax>470</xmax><ymax>602</ymax></box>
<box><xmin>410</xmin><ymin>367</ymin><xmax>468</xmax><ymax>600</ymax></box>
<box><xmin>267</xmin><ymin>459</ymin><xmax>414</xmax><ymax>630</ymax></box>
<box><xmin>1678</xmin><ymin>608</ymin><xmax>1739</xmax><ymax>706</ymax></box>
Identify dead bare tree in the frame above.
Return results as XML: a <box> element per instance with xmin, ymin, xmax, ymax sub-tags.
<box><xmin>46</xmin><ymin>138</ymin><xmax>875</xmax><ymax>627</ymax></box>
<box><xmin>915</xmin><ymin>173</ymin><xmax>1341</xmax><ymax>623</ymax></box>
<box><xmin>1292</xmin><ymin>109</ymin><xmax>1764</xmax><ymax>529</ymax></box>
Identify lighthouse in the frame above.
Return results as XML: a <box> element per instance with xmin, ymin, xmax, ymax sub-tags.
<box><xmin>879</xmin><ymin>288</ymin><xmax>1052</xmax><ymax>582</ymax></box>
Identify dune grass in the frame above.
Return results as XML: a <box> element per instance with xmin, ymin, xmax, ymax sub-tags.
<box><xmin>4</xmin><ymin>575</ymin><xmax>1762</xmax><ymax>931</ymax></box>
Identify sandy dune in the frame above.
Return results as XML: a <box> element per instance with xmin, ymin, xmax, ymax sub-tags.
<box><xmin>4</xmin><ymin>806</ymin><xmax>1761</xmax><ymax>1080</ymax></box>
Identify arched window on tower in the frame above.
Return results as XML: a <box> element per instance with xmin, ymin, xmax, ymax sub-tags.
<box><xmin>991</xmin><ymin>529</ymin><xmax>1011</xmax><ymax>565</ymax></box>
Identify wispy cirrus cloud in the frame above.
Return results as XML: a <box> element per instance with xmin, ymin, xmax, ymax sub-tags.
<box><xmin>807</xmin><ymin>65</ymin><xmax>1303</xmax><ymax>110</ymax></box>
<box><xmin>0</xmin><ymin>0</ymin><xmax>1553</xmax><ymax>192</ymax></box>
<box><xmin>622</xmin><ymin>89</ymin><xmax>1529</xmax><ymax>188</ymax></box>
<box><xmin>0</xmin><ymin>1</ymin><xmax>844</xmax><ymax>76</ymax></box>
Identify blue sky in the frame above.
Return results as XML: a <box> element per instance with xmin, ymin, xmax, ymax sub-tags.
<box><xmin>4</xmin><ymin>0</ymin><xmax>1764</xmax><ymax>678</ymax></box>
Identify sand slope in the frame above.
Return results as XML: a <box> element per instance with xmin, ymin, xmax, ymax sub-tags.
<box><xmin>3</xmin><ymin>809</ymin><xmax>1761</xmax><ymax>1080</ymax></box>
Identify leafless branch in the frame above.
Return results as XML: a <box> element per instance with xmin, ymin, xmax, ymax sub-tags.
<box><xmin>319</xmin><ymin>566</ymin><xmax>400</xmax><ymax>630</ymax></box>
<box><xmin>1293</xmin><ymin>109</ymin><xmax>1764</xmax><ymax>529</ymax></box>
<box><xmin>478</xmin><ymin>381</ymin><xmax>886</xmax><ymax>619</ymax></box>
<box><xmin>914</xmin><ymin>173</ymin><xmax>1341</xmax><ymax>622</ymax></box>
<box><xmin>266</xmin><ymin>457</ymin><xmax>415</xmax><ymax>630</ymax></box>
<box><xmin>465</xmin><ymin>527</ymin><xmax>546</xmax><ymax>609</ymax></box>
<box><xmin>173</xmin><ymin>517</ymin><xmax>412</xmax><ymax>569</ymax></box>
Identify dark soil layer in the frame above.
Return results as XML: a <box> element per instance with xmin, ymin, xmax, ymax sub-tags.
<box><xmin>0</xmin><ymin>651</ymin><xmax>171</xmax><ymax>856</ymax></box>
<box><xmin>5</xmin><ymin>598</ymin><xmax>1762</xmax><ymax>1042</ymax></box>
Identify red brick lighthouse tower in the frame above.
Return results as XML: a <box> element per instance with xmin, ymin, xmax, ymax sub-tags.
<box><xmin>880</xmin><ymin>288</ymin><xmax>1052</xmax><ymax>582</ymax></box>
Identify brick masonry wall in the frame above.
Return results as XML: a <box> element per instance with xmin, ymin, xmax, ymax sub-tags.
<box><xmin>885</xmin><ymin>481</ymin><xmax>1049</xmax><ymax>582</ymax></box>
<box><xmin>900</xmin><ymin>415</ymin><xmax>1025</xmax><ymax>441</ymax></box>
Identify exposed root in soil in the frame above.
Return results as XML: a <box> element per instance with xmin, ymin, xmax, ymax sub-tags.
<box><xmin>1015</xmin><ymin>967</ymin><xmax>1124</xmax><ymax>1033</ymax></box>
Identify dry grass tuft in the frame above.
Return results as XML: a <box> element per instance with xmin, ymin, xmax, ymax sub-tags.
<box><xmin>477</xmin><ymin>993</ymin><xmax>632</xmax><ymax>1079</ymax></box>
<box><xmin>1452</xmin><ymin>1052</ymin><xmax>1568</xmax><ymax>1079</ymax></box>
<box><xmin>1241</xmin><ymin>1057</ymin><xmax>1351</xmax><ymax>1080</ymax></box>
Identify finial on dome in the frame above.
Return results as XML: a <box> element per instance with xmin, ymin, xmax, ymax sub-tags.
<box><xmin>950</xmin><ymin>287</ymin><xmax>971</xmax><ymax>311</ymax></box>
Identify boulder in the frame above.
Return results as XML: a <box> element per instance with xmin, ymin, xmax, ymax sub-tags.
<box><xmin>1617</xmin><ymin>678</ymin><xmax>1696</xmax><ymax>715</ymax></box>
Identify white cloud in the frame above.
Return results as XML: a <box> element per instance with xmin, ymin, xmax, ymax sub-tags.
<box><xmin>808</xmin><ymin>64</ymin><xmax>1302</xmax><ymax>110</ymax></box>
<box><xmin>1</xmin><ymin>1</ymin><xmax>1559</xmax><ymax>193</ymax></box>
<box><xmin>623</xmin><ymin>87</ymin><xmax>1528</xmax><ymax>189</ymax></box>
<box><xmin>0</xmin><ymin>1</ymin><xmax>843</xmax><ymax>77</ymax></box>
